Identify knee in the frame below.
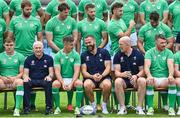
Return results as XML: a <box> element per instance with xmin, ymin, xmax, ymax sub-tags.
<box><xmin>16</xmin><ymin>79</ymin><xmax>23</xmax><ymax>86</ymax></box>
<box><xmin>52</xmin><ymin>80</ymin><xmax>61</xmax><ymax>88</ymax></box>
<box><xmin>137</xmin><ymin>77</ymin><xmax>146</xmax><ymax>87</ymax></box>
<box><xmin>74</xmin><ymin>80</ymin><xmax>83</xmax><ymax>87</ymax></box>
<box><xmin>176</xmin><ymin>78</ymin><xmax>180</xmax><ymax>86</ymax></box>
<box><xmin>102</xmin><ymin>81</ymin><xmax>112</xmax><ymax>90</ymax></box>
<box><xmin>83</xmin><ymin>80</ymin><xmax>93</xmax><ymax>90</ymax></box>
<box><xmin>115</xmin><ymin>78</ymin><xmax>124</xmax><ymax>87</ymax></box>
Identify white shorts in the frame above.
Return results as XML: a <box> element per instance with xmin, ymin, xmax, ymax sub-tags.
<box><xmin>154</xmin><ymin>77</ymin><xmax>167</xmax><ymax>86</ymax></box>
<box><xmin>130</xmin><ymin>32</ymin><xmax>138</xmax><ymax>46</ymax></box>
<box><xmin>63</xmin><ymin>78</ymin><xmax>72</xmax><ymax>86</ymax></box>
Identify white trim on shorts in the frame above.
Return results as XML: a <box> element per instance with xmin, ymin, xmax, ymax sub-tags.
<box><xmin>63</xmin><ymin>78</ymin><xmax>72</xmax><ymax>86</ymax></box>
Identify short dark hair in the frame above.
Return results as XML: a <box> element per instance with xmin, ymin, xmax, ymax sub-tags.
<box><xmin>85</xmin><ymin>35</ymin><xmax>95</xmax><ymax>39</ymax></box>
<box><xmin>63</xmin><ymin>36</ymin><xmax>74</xmax><ymax>43</ymax></box>
<box><xmin>85</xmin><ymin>3</ymin><xmax>95</xmax><ymax>11</ymax></box>
<box><xmin>155</xmin><ymin>34</ymin><xmax>166</xmax><ymax>41</ymax></box>
<box><xmin>150</xmin><ymin>11</ymin><xmax>159</xmax><ymax>22</ymax></box>
<box><xmin>4</xmin><ymin>37</ymin><xmax>15</xmax><ymax>44</ymax></box>
<box><xmin>58</xmin><ymin>3</ymin><xmax>70</xmax><ymax>12</ymax></box>
<box><xmin>21</xmin><ymin>0</ymin><xmax>32</xmax><ymax>9</ymax></box>
<box><xmin>111</xmin><ymin>2</ymin><xmax>123</xmax><ymax>14</ymax></box>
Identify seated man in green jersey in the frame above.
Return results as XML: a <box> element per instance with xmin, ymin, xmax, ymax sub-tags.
<box><xmin>145</xmin><ymin>34</ymin><xmax>176</xmax><ymax>116</ymax></box>
<box><xmin>0</xmin><ymin>37</ymin><xmax>25</xmax><ymax>116</ymax></box>
<box><xmin>174</xmin><ymin>49</ymin><xmax>180</xmax><ymax>115</ymax></box>
<box><xmin>52</xmin><ymin>36</ymin><xmax>83</xmax><ymax>115</ymax></box>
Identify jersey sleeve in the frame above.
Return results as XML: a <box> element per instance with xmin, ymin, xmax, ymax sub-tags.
<box><xmin>45</xmin><ymin>20</ymin><xmax>53</xmax><ymax>33</ymax></box>
<box><xmin>24</xmin><ymin>57</ymin><xmax>30</xmax><ymax>69</ymax></box>
<box><xmin>54</xmin><ymin>53</ymin><xmax>61</xmax><ymax>67</ymax></box>
<box><xmin>45</xmin><ymin>2</ymin><xmax>53</xmax><ymax>15</ymax></box>
<box><xmin>74</xmin><ymin>53</ymin><xmax>81</xmax><ymax>65</ymax></box>
<box><xmin>113</xmin><ymin>52</ymin><xmax>120</xmax><ymax>65</ymax></box>
<box><xmin>78</xmin><ymin>0</ymin><xmax>84</xmax><ymax>14</ymax></box>
<box><xmin>35</xmin><ymin>0</ymin><xmax>42</xmax><ymax>12</ymax></box>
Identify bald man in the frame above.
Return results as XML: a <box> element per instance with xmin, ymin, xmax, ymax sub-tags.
<box><xmin>113</xmin><ymin>36</ymin><xmax>146</xmax><ymax>115</ymax></box>
<box><xmin>23</xmin><ymin>41</ymin><xmax>54</xmax><ymax>115</ymax></box>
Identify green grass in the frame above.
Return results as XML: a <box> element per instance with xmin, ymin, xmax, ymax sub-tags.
<box><xmin>0</xmin><ymin>91</ymin><xmax>178</xmax><ymax>117</ymax></box>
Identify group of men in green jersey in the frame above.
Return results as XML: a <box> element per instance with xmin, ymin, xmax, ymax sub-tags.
<box><xmin>0</xmin><ymin>0</ymin><xmax>180</xmax><ymax>117</ymax></box>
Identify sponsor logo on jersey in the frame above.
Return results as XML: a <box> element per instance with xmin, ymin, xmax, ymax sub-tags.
<box><xmin>30</xmin><ymin>23</ymin><xmax>34</xmax><ymax>27</ymax></box>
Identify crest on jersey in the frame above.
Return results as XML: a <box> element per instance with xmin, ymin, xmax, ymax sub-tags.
<box><xmin>95</xmin><ymin>25</ymin><xmax>99</xmax><ymax>30</ymax></box>
<box><xmin>18</xmin><ymin>23</ymin><xmax>23</xmax><ymax>27</ymax></box>
<box><xmin>70</xmin><ymin>58</ymin><xmax>74</xmax><ymax>62</ymax></box>
<box><xmin>44</xmin><ymin>59</ymin><xmax>47</xmax><ymax>63</ymax></box>
<box><xmin>133</xmin><ymin>56</ymin><xmax>136</xmax><ymax>60</ymax></box>
<box><xmin>30</xmin><ymin>23</ymin><xmax>34</xmax><ymax>27</ymax></box>
<box><xmin>120</xmin><ymin>57</ymin><xmax>124</xmax><ymax>62</ymax></box>
<box><xmin>31</xmin><ymin>60</ymin><xmax>35</xmax><ymax>65</ymax></box>
<box><xmin>157</xmin><ymin>6</ymin><xmax>161</xmax><ymax>9</ymax></box>
<box><xmin>96</xmin><ymin>4</ymin><xmax>100</xmax><ymax>8</ymax></box>
<box><xmin>129</xmin><ymin>5</ymin><xmax>133</xmax><ymax>10</ymax></box>
<box><xmin>14</xmin><ymin>59</ymin><xmax>18</xmax><ymax>63</ymax></box>
<box><xmin>162</xmin><ymin>57</ymin><xmax>166</xmax><ymax>61</ymax></box>
<box><xmin>86</xmin><ymin>56</ymin><xmax>89</xmax><ymax>61</ymax></box>
<box><xmin>67</xmin><ymin>25</ymin><xmax>71</xmax><ymax>29</ymax></box>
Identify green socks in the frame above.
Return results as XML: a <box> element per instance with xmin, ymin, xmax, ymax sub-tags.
<box><xmin>96</xmin><ymin>91</ymin><xmax>102</xmax><ymax>105</ymax></box>
<box><xmin>67</xmin><ymin>91</ymin><xmax>73</xmax><ymax>105</ymax></box>
<box><xmin>76</xmin><ymin>86</ymin><xmax>84</xmax><ymax>108</ymax></box>
<box><xmin>125</xmin><ymin>91</ymin><xmax>131</xmax><ymax>106</ymax></box>
<box><xmin>15</xmin><ymin>86</ymin><xmax>24</xmax><ymax>109</ymax></box>
<box><xmin>177</xmin><ymin>87</ymin><xmax>180</xmax><ymax>107</ymax></box>
<box><xmin>168</xmin><ymin>85</ymin><xmax>176</xmax><ymax>108</ymax></box>
<box><xmin>52</xmin><ymin>88</ymin><xmax>60</xmax><ymax>108</ymax></box>
<box><xmin>146</xmin><ymin>86</ymin><xmax>154</xmax><ymax>108</ymax></box>
<box><xmin>160</xmin><ymin>91</ymin><xmax>168</xmax><ymax>107</ymax></box>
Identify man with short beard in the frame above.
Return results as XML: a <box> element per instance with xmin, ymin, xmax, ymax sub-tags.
<box><xmin>81</xmin><ymin>35</ymin><xmax>112</xmax><ymax>114</ymax></box>
<box><xmin>8</xmin><ymin>0</ymin><xmax>43</xmax><ymax>57</ymax></box>
<box><xmin>78</xmin><ymin>3</ymin><xmax>108</xmax><ymax>53</ymax></box>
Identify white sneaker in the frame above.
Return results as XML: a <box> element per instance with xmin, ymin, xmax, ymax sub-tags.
<box><xmin>163</xmin><ymin>105</ymin><xmax>169</xmax><ymax>111</ymax></box>
<box><xmin>102</xmin><ymin>105</ymin><xmax>109</xmax><ymax>114</ymax></box>
<box><xmin>54</xmin><ymin>107</ymin><xmax>61</xmax><ymax>115</ymax></box>
<box><xmin>136</xmin><ymin>108</ymin><xmax>145</xmax><ymax>115</ymax></box>
<box><xmin>13</xmin><ymin>108</ymin><xmax>20</xmax><ymax>116</ymax></box>
<box><xmin>177</xmin><ymin>108</ymin><xmax>180</xmax><ymax>115</ymax></box>
<box><xmin>117</xmin><ymin>107</ymin><xmax>127</xmax><ymax>115</ymax></box>
<box><xmin>168</xmin><ymin>107</ymin><xmax>175</xmax><ymax>116</ymax></box>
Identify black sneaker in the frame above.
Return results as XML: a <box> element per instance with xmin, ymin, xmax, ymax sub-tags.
<box><xmin>45</xmin><ymin>107</ymin><xmax>53</xmax><ymax>115</ymax></box>
<box><xmin>30</xmin><ymin>105</ymin><xmax>36</xmax><ymax>111</ymax></box>
<box><xmin>24</xmin><ymin>108</ymin><xmax>30</xmax><ymax>115</ymax></box>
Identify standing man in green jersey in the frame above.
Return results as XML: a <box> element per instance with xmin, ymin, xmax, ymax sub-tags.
<box><xmin>139</xmin><ymin>0</ymin><xmax>169</xmax><ymax>25</ymax></box>
<box><xmin>108</xmin><ymin>2</ymin><xmax>135</xmax><ymax>57</ymax></box>
<box><xmin>8</xmin><ymin>0</ymin><xmax>43</xmax><ymax>57</ymax></box>
<box><xmin>45</xmin><ymin>3</ymin><xmax>78</xmax><ymax>54</ymax></box>
<box><xmin>174</xmin><ymin>50</ymin><xmax>180</xmax><ymax>115</ymax></box>
<box><xmin>145</xmin><ymin>34</ymin><xmax>176</xmax><ymax>116</ymax></box>
<box><xmin>9</xmin><ymin>0</ymin><xmax>45</xmax><ymax>26</ymax></box>
<box><xmin>0</xmin><ymin>18</ymin><xmax>6</xmax><ymax>53</ymax></box>
<box><xmin>45</xmin><ymin>0</ymin><xmax>77</xmax><ymax>23</ymax></box>
<box><xmin>8</xmin><ymin>0</ymin><xmax>43</xmax><ymax>110</ymax></box>
<box><xmin>169</xmin><ymin>0</ymin><xmax>180</xmax><ymax>37</ymax></box>
<box><xmin>0</xmin><ymin>0</ymin><xmax>10</xmax><ymax>25</ymax></box>
<box><xmin>110</xmin><ymin>0</ymin><xmax>139</xmax><ymax>48</ymax></box>
<box><xmin>52</xmin><ymin>36</ymin><xmax>83</xmax><ymax>115</ymax></box>
<box><xmin>0</xmin><ymin>37</ymin><xmax>25</xmax><ymax>116</ymax></box>
<box><xmin>78</xmin><ymin>0</ymin><xmax>108</xmax><ymax>21</ymax></box>
<box><xmin>78</xmin><ymin>3</ymin><xmax>108</xmax><ymax>110</ymax></box>
<box><xmin>138</xmin><ymin>11</ymin><xmax>174</xmax><ymax>55</ymax></box>
<box><xmin>78</xmin><ymin>3</ymin><xmax>108</xmax><ymax>53</ymax></box>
